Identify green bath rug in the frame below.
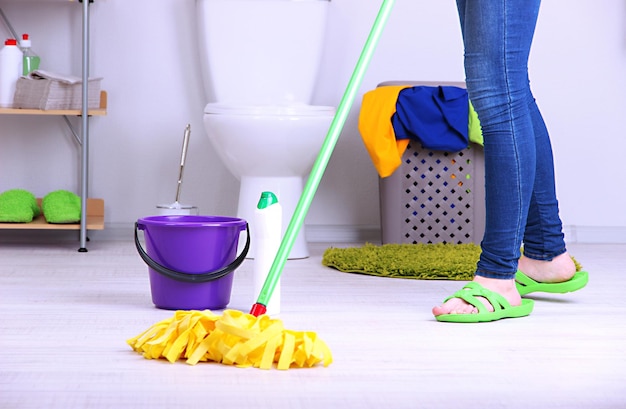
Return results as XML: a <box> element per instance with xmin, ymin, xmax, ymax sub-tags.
<box><xmin>322</xmin><ymin>243</ymin><xmax>481</xmax><ymax>281</ymax></box>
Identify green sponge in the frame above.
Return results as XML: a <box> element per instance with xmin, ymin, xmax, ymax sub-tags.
<box><xmin>0</xmin><ymin>189</ymin><xmax>41</xmax><ymax>223</ymax></box>
<box><xmin>42</xmin><ymin>190</ymin><xmax>81</xmax><ymax>224</ymax></box>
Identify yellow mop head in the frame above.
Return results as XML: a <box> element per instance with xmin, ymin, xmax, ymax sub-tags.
<box><xmin>127</xmin><ymin>309</ymin><xmax>332</xmax><ymax>370</ymax></box>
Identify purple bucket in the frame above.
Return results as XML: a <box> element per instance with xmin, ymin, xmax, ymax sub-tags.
<box><xmin>135</xmin><ymin>215</ymin><xmax>249</xmax><ymax>310</ymax></box>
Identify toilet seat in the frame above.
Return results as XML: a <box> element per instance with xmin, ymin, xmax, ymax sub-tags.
<box><xmin>204</xmin><ymin>103</ymin><xmax>335</xmax><ymax>117</ymax></box>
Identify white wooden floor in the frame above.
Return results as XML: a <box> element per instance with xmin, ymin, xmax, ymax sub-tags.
<box><xmin>1</xmin><ymin>238</ymin><xmax>625</xmax><ymax>409</ymax></box>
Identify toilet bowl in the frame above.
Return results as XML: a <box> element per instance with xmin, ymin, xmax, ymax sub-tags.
<box><xmin>203</xmin><ymin>104</ymin><xmax>334</xmax><ymax>259</ymax></box>
<box><xmin>196</xmin><ymin>0</ymin><xmax>333</xmax><ymax>259</ymax></box>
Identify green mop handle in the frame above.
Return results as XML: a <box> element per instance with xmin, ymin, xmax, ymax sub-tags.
<box><xmin>250</xmin><ymin>0</ymin><xmax>396</xmax><ymax>316</ymax></box>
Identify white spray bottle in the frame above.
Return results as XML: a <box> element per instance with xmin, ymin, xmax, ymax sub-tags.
<box><xmin>253</xmin><ymin>191</ymin><xmax>282</xmax><ymax>315</ymax></box>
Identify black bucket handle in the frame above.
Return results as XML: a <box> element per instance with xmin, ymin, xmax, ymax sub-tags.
<box><xmin>134</xmin><ymin>221</ymin><xmax>250</xmax><ymax>283</ymax></box>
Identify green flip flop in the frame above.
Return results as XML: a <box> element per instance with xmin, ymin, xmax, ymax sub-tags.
<box><xmin>515</xmin><ymin>270</ymin><xmax>589</xmax><ymax>296</ymax></box>
<box><xmin>436</xmin><ymin>282</ymin><xmax>534</xmax><ymax>323</ymax></box>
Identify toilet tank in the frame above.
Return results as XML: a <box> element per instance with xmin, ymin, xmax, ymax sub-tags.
<box><xmin>196</xmin><ymin>0</ymin><xmax>330</xmax><ymax>105</ymax></box>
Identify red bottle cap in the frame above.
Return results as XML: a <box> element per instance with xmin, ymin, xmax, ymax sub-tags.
<box><xmin>5</xmin><ymin>39</ymin><xmax>17</xmax><ymax>46</ymax></box>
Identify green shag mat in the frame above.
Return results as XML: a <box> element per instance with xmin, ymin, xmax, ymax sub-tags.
<box><xmin>322</xmin><ymin>243</ymin><xmax>481</xmax><ymax>281</ymax></box>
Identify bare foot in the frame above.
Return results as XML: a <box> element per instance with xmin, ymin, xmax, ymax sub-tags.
<box><xmin>432</xmin><ymin>276</ymin><xmax>522</xmax><ymax>317</ymax></box>
<box><xmin>517</xmin><ymin>252</ymin><xmax>576</xmax><ymax>284</ymax></box>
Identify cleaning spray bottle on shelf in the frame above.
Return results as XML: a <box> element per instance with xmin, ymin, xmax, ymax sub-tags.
<box><xmin>0</xmin><ymin>38</ymin><xmax>23</xmax><ymax>107</ymax></box>
<box><xmin>20</xmin><ymin>34</ymin><xmax>40</xmax><ymax>76</ymax></box>
<box><xmin>253</xmin><ymin>191</ymin><xmax>282</xmax><ymax>316</ymax></box>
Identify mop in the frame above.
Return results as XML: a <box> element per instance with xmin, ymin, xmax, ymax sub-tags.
<box><xmin>128</xmin><ymin>0</ymin><xmax>396</xmax><ymax>370</ymax></box>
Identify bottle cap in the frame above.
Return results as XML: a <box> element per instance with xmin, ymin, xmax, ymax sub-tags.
<box><xmin>257</xmin><ymin>191</ymin><xmax>279</xmax><ymax>209</ymax></box>
<box><xmin>5</xmin><ymin>39</ymin><xmax>17</xmax><ymax>46</ymax></box>
<box><xmin>20</xmin><ymin>34</ymin><xmax>31</xmax><ymax>48</ymax></box>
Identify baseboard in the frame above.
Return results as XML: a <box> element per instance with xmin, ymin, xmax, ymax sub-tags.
<box><xmin>563</xmin><ymin>225</ymin><xmax>626</xmax><ymax>244</ymax></box>
<box><xmin>304</xmin><ymin>224</ymin><xmax>381</xmax><ymax>244</ymax></box>
<box><xmin>79</xmin><ymin>223</ymin><xmax>383</xmax><ymax>244</ymax></box>
<box><xmin>306</xmin><ymin>224</ymin><xmax>626</xmax><ymax>245</ymax></box>
<box><xmin>2</xmin><ymin>223</ymin><xmax>625</xmax><ymax>245</ymax></box>
<box><xmin>0</xmin><ymin>223</ymin><xmax>379</xmax><ymax>243</ymax></box>
<box><xmin>308</xmin><ymin>225</ymin><xmax>626</xmax><ymax>245</ymax></box>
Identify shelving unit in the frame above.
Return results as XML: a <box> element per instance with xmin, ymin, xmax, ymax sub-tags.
<box><xmin>0</xmin><ymin>90</ymin><xmax>107</xmax><ymax>116</ymax></box>
<box><xmin>0</xmin><ymin>198</ymin><xmax>104</xmax><ymax>230</ymax></box>
<box><xmin>0</xmin><ymin>0</ymin><xmax>104</xmax><ymax>251</ymax></box>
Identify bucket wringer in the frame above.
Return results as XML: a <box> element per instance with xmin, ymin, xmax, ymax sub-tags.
<box><xmin>128</xmin><ymin>0</ymin><xmax>396</xmax><ymax>370</ymax></box>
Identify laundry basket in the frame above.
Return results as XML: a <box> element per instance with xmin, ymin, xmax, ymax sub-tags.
<box><xmin>379</xmin><ymin>141</ymin><xmax>485</xmax><ymax>244</ymax></box>
<box><xmin>375</xmin><ymin>80</ymin><xmax>485</xmax><ymax>245</ymax></box>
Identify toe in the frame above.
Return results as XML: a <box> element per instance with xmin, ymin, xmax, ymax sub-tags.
<box><xmin>432</xmin><ymin>297</ymin><xmax>477</xmax><ymax>316</ymax></box>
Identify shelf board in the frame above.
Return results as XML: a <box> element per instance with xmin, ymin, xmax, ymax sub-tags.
<box><xmin>0</xmin><ymin>198</ymin><xmax>104</xmax><ymax>231</ymax></box>
<box><xmin>0</xmin><ymin>90</ymin><xmax>107</xmax><ymax>116</ymax></box>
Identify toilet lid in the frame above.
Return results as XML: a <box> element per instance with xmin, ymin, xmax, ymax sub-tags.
<box><xmin>204</xmin><ymin>103</ymin><xmax>335</xmax><ymax>117</ymax></box>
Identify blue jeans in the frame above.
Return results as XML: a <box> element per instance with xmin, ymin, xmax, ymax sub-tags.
<box><xmin>456</xmin><ymin>0</ymin><xmax>567</xmax><ymax>280</ymax></box>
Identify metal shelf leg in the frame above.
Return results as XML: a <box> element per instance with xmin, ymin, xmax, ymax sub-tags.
<box><xmin>78</xmin><ymin>0</ymin><xmax>92</xmax><ymax>252</ymax></box>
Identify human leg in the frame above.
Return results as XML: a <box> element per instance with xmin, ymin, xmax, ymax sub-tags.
<box><xmin>434</xmin><ymin>0</ymin><xmax>541</xmax><ymax>320</ymax></box>
<box><xmin>460</xmin><ymin>0</ymin><xmax>541</xmax><ymax>280</ymax></box>
<box><xmin>517</xmin><ymin>98</ymin><xmax>578</xmax><ymax>286</ymax></box>
<box><xmin>523</xmin><ymin>100</ymin><xmax>567</xmax><ymax>261</ymax></box>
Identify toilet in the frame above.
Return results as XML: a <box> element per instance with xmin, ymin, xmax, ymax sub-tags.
<box><xmin>196</xmin><ymin>0</ymin><xmax>335</xmax><ymax>259</ymax></box>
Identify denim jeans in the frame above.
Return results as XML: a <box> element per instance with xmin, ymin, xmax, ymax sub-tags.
<box><xmin>456</xmin><ymin>0</ymin><xmax>567</xmax><ymax>280</ymax></box>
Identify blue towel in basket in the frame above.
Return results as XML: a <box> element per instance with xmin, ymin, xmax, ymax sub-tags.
<box><xmin>392</xmin><ymin>86</ymin><xmax>470</xmax><ymax>152</ymax></box>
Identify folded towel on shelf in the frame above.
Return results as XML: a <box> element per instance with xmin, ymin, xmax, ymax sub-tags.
<box><xmin>42</xmin><ymin>190</ymin><xmax>81</xmax><ymax>224</ymax></box>
<box><xmin>0</xmin><ymin>189</ymin><xmax>41</xmax><ymax>223</ymax></box>
<box><xmin>13</xmin><ymin>69</ymin><xmax>102</xmax><ymax>110</ymax></box>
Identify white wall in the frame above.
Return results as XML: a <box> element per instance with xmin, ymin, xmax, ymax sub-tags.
<box><xmin>1</xmin><ymin>0</ymin><xmax>625</xmax><ymax>243</ymax></box>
